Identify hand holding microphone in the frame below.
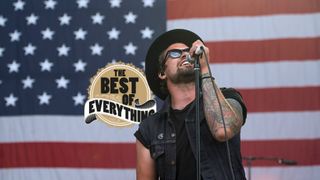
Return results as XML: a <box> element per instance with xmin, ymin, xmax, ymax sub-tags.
<box><xmin>186</xmin><ymin>40</ymin><xmax>210</xmax><ymax>74</ymax></box>
<box><xmin>186</xmin><ymin>45</ymin><xmax>205</xmax><ymax>63</ymax></box>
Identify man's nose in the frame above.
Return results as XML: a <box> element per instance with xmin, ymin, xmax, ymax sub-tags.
<box><xmin>181</xmin><ymin>51</ymin><xmax>189</xmax><ymax>59</ymax></box>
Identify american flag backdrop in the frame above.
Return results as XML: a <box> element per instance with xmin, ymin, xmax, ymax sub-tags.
<box><xmin>0</xmin><ymin>0</ymin><xmax>319</xmax><ymax>180</ymax></box>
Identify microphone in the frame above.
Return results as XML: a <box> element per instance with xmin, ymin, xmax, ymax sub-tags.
<box><xmin>278</xmin><ymin>159</ymin><xmax>297</xmax><ymax>165</ymax></box>
<box><xmin>195</xmin><ymin>45</ymin><xmax>204</xmax><ymax>55</ymax></box>
<box><xmin>186</xmin><ymin>45</ymin><xmax>205</xmax><ymax>64</ymax></box>
<box><xmin>186</xmin><ymin>54</ymin><xmax>195</xmax><ymax>64</ymax></box>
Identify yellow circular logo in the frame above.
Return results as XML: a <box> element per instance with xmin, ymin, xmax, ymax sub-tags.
<box><xmin>84</xmin><ymin>62</ymin><xmax>156</xmax><ymax>127</ymax></box>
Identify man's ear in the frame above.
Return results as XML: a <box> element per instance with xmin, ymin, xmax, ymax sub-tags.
<box><xmin>158</xmin><ymin>71</ymin><xmax>166</xmax><ymax>80</ymax></box>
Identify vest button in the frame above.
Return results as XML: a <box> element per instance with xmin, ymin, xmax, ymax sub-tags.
<box><xmin>170</xmin><ymin>160</ymin><xmax>175</xmax><ymax>165</ymax></box>
<box><xmin>157</xmin><ymin>133</ymin><xmax>164</xmax><ymax>140</ymax></box>
<box><xmin>171</xmin><ymin>133</ymin><xmax>175</xmax><ymax>138</ymax></box>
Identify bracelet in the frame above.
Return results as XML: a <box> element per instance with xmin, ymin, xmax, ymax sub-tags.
<box><xmin>201</xmin><ymin>73</ymin><xmax>215</xmax><ymax>80</ymax></box>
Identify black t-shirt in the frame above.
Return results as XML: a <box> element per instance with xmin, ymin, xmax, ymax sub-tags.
<box><xmin>135</xmin><ymin>88</ymin><xmax>247</xmax><ymax>179</ymax></box>
<box><xmin>170</xmin><ymin>103</ymin><xmax>197</xmax><ymax>180</ymax></box>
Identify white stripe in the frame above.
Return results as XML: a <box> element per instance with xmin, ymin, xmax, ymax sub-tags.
<box><xmin>1</xmin><ymin>111</ymin><xmax>319</xmax><ymax>142</ymax></box>
<box><xmin>167</xmin><ymin>13</ymin><xmax>320</xmax><ymax>41</ymax></box>
<box><xmin>0</xmin><ymin>115</ymin><xmax>138</xmax><ymax>143</ymax></box>
<box><xmin>242</xmin><ymin>111</ymin><xmax>320</xmax><ymax>140</ymax></box>
<box><xmin>244</xmin><ymin>166</ymin><xmax>320</xmax><ymax>180</ymax></box>
<box><xmin>1</xmin><ymin>166</ymin><xmax>319</xmax><ymax>180</ymax></box>
<box><xmin>212</xmin><ymin>60</ymin><xmax>320</xmax><ymax>89</ymax></box>
<box><xmin>0</xmin><ymin>168</ymin><xmax>135</xmax><ymax>180</ymax></box>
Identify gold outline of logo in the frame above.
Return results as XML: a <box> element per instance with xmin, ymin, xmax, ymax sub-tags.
<box><xmin>85</xmin><ymin>61</ymin><xmax>155</xmax><ymax>127</ymax></box>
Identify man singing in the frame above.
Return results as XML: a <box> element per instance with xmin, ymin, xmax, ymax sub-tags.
<box><xmin>134</xmin><ymin>29</ymin><xmax>247</xmax><ymax>180</ymax></box>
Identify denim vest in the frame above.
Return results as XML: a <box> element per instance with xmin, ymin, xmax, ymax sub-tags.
<box><xmin>136</xmin><ymin>88</ymin><xmax>247</xmax><ymax>180</ymax></box>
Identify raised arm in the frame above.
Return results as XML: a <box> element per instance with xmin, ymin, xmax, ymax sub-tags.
<box><xmin>202</xmin><ymin>77</ymin><xmax>243</xmax><ymax>142</ymax></box>
<box><xmin>190</xmin><ymin>40</ymin><xmax>244</xmax><ymax>142</ymax></box>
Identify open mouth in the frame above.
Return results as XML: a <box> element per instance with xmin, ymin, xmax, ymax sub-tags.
<box><xmin>180</xmin><ymin>60</ymin><xmax>192</xmax><ymax>67</ymax></box>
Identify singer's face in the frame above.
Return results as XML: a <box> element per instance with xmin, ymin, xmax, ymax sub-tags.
<box><xmin>162</xmin><ymin>43</ymin><xmax>195</xmax><ymax>84</ymax></box>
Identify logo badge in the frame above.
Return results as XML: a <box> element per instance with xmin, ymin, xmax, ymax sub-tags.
<box><xmin>84</xmin><ymin>62</ymin><xmax>156</xmax><ymax>127</ymax></box>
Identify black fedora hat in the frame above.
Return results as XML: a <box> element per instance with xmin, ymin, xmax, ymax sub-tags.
<box><xmin>145</xmin><ymin>29</ymin><xmax>203</xmax><ymax>100</ymax></box>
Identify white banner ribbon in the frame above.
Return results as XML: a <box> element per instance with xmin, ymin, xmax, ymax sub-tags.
<box><xmin>84</xmin><ymin>98</ymin><xmax>157</xmax><ymax>124</ymax></box>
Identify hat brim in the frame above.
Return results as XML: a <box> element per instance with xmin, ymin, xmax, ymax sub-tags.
<box><xmin>145</xmin><ymin>29</ymin><xmax>203</xmax><ymax>100</ymax></box>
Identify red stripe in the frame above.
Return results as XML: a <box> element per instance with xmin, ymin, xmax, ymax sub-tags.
<box><xmin>0</xmin><ymin>140</ymin><xmax>319</xmax><ymax>168</ymax></box>
<box><xmin>206</xmin><ymin>38</ymin><xmax>320</xmax><ymax>63</ymax></box>
<box><xmin>239</xmin><ymin>87</ymin><xmax>320</xmax><ymax>112</ymax></box>
<box><xmin>168</xmin><ymin>0</ymin><xmax>320</xmax><ymax>19</ymax></box>
<box><xmin>242</xmin><ymin>139</ymin><xmax>320</xmax><ymax>167</ymax></box>
<box><xmin>0</xmin><ymin>142</ymin><xmax>136</xmax><ymax>168</ymax></box>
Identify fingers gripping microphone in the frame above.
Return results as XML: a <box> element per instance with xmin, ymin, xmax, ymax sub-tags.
<box><xmin>186</xmin><ymin>45</ymin><xmax>204</xmax><ymax>64</ymax></box>
<box><xmin>195</xmin><ymin>45</ymin><xmax>204</xmax><ymax>55</ymax></box>
<box><xmin>186</xmin><ymin>54</ymin><xmax>195</xmax><ymax>64</ymax></box>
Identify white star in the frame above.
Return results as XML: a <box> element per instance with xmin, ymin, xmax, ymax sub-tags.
<box><xmin>90</xmin><ymin>43</ymin><xmax>103</xmax><ymax>55</ymax></box>
<box><xmin>38</xmin><ymin>92</ymin><xmax>52</xmax><ymax>105</ymax></box>
<box><xmin>26</xmin><ymin>13</ymin><xmax>39</xmax><ymax>25</ymax></box>
<box><xmin>109</xmin><ymin>0</ymin><xmax>122</xmax><ymax>8</ymax></box>
<box><xmin>55</xmin><ymin>76</ymin><xmax>70</xmax><ymax>89</ymax></box>
<box><xmin>0</xmin><ymin>47</ymin><xmax>5</xmax><ymax>57</ymax></box>
<box><xmin>23</xmin><ymin>43</ymin><xmax>37</xmax><ymax>55</ymax></box>
<box><xmin>91</xmin><ymin>12</ymin><xmax>104</xmax><ymax>25</ymax></box>
<box><xmin>77</xmin><ymin>0</ymin><xmax>90</xmax><ymax>8</ymax></box>
<box><xmin>59</xmin><ymin>13</ymin><xmax>72</xmax><ymax>26</ymax></box>
<box><xmin>7</xmin><ymin>60</ymin><xmax>21</xmax><ymax>73</ymax></box>
<box><xmin>124</xmin><ymin>11</ymin><xmax>137</xmax><ymax>24</ymax></box>
<box><xmin>39</xmin><ymin>59</ymin><xmax>54</xmax><ymax>72</ymax></box>
<box><xmin>41</xmin><ymin>28</ymin><xmax>55</xmax><ymax>40</ymax></box>
<box><xmin>142</xmin><ymin>0</ymin><xmax>155</xmax><ymax>7</ymax></box>
<box><xmin>57</xmin><ymin>44</ymin><xmax>70</xmax><ymax>56</ymax></box>
<box><xmin>74</xmin><ymin>28</ymin><xmax>87</xmax><ymax>40</ymax></box>
<box><xmin>73</xmin><ymin>59</ymin><xmax>87</xmax><ymax>72</ymax></box>
<box><xmin>13</xmin><ymin>0</ymin><xmax>25</xmax><ymax>11</ymax></box>
<box><xmin>44</xmin><ymin>0</ymin><xmax>57</xmax><ymax>9</ymax></box>
<box><xmin>124</xmin><ymin>42</ymin><xmax>137</xmax><ymax>55</ymax></box>
<box><xmin>4</xmin><ymin>93</ymin><xmax>18</xmax><ymax>107</ymax></box>
<box><xmin>140</xmin><ymin>61</ymin><xmax>145</xmax><ymax>69</ymax></box>
<box><xmin>0</xmin><ymin>15</ymin><xmax>8</xmax><ymax>27</ymax></box>
<box><xmin>9</xmin><ymin>30</ymin><xmax>22</xmax><ymax>42</ymax></box>
<box><xmin>72</xmin><ymin>92</ymin><xmax>86</xmax><ymax>106</ymax></box>
<box><xmin>111</xmin><ymin>59</ymin><xmax>117</xmax><ymax>64</ymax></box>
<box><xmin>140</xmin><ymin>27</ymin><xmax>154</xmax><ymax>39</ymax></box>
<box><xmin>107</xmin><ymin>27</ymin><xmax>120</xmax><ymax>40</ymax></box>
<box><xmin>21</xmin><ymin>76</ymin><xmax>35</xmax><ymax>89</ymax></box>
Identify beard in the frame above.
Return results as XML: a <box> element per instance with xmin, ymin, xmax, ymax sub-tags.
<box><xmin>169</xmin><ymin>67</ymin><xmax>195</xmax><ymax>84</ymax></box>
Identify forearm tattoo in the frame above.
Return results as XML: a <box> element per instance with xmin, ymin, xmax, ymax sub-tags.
<box><xmin>201</xmin><ymin>77</ymin><xmax>243</xmax><ymax>139</ymax></box>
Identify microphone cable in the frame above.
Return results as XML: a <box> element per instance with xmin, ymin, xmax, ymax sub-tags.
<box><xmin>200</xmin><ymin>46</ymin><xmax>236</xmax><ymax>180</ymax></box>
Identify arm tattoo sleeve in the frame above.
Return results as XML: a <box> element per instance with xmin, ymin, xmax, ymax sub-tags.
<box><xmin>201</xmin><ymin>77</ymin><xmax>244</xmax><ymax>140</ymax></box>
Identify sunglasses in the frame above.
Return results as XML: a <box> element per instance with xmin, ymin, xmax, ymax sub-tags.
<box><xmin>164</xmin><ymin>48</ymin><xmax>190</xmax><ymax>61</ymax></box>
